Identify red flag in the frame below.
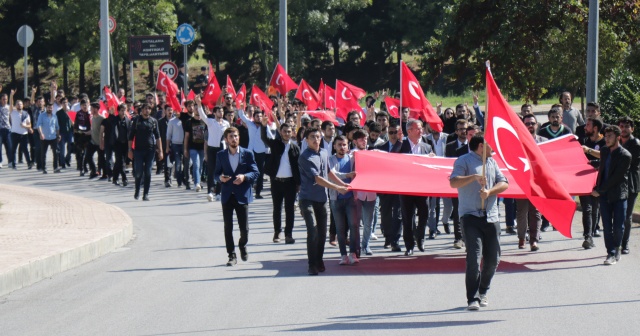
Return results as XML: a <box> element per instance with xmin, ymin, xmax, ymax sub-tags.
<box><xmin>201</xmin><ymin>61</ymin><xmax>222</xmax><ymax>108</ymax></box>
<box><xmin>180</xmin><ymin>90</ymin><xmax>186</xmax><ymax>105</ymax></box>
<box><xmin>324</xmin><ymin>84</ymin><xmax>336</xmax><ymax>111</ymax></box>
<box><xmin>235</xmin><ymin>84</ymin><xmax>246</xmax><ymax>110</ymax></box>
<box><xmin>156</xmin><ymin>71</ymin><xmax>178</xmax><ymax>95</ymax></box>
<box><xmin>250</xmin><ymin>85</ymin><xmax>274</xmax><ymax>116</ymax></box>
<box><xmin>335</xmin><ymin>80</ymin><xmax>365</xmax><ymax>124</ymax></box>
<box><xmin>384</xmin><ymin>97</ymin><xmax>400</xmax><ymax>118</ymax></box>
<box><xmin>67</xmin><ymin>111</ymin><xmax>77</xmax><ymax>123</ymax></box>
<box><xmin>304</xmin><ymin>110</ymin><xmax>340</xmax><ymax>126</ymax></box>
<box><xmin>98</xmin><ymin>101</ymin><xmax>109</xmax><ymax>118</ymax></box>
<box><xmin>269</xmin><ymin>63</ymin><xmax>297</xmax><ymax>95</ymax></box>
<box><xmin>485</xmin><ymin>66</ymin><xmax>576</xmax><ymax>238</ymax></box>
<box><xmin>226</xmin><ymin>75</ymin><xmax>237</xmax><ymax>99</ymax></box>
<box><xmin>400</xmin><ymin>61</ymin><xmax>443</xmax><ymax>132</ymax></box>
<box><xmin>348</xmin><ymin>135</ymin><xmax>596</xmax><ymax>199</ymax></box>
<box><xmin>104</xmin><ymin>86</ymin><xmax>121</xmax><ymax>110</ymax></box>
<box><xmin>317</xmin><ymin>79</ymin><xmax>325</xmax><ymax>108</ymax></box>
<box><xmin>294</xmin><ymin>79</ymin><xmax>320</xmax><ymax>110</ymax></box>
<box><xmin>187</xmin><ymin>90</ymin><xmax>196</xmax><ymax>101</ymax></box>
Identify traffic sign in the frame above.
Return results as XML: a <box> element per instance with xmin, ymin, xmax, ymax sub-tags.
<box><xmin>176</xmin><ymin>24</ymin><xmax>195</xmax><ymax>45</ymax></box>
<box><xmin>99</xmin><ymin>16</ymin><xmax>117</xmax><ymax>34</ymax></box>
<box><xmin>17</xmin><ymin>25</ymin><xmax>34</xmax><ymax>48</ymax></box>
<box><xmin>129</xmin><ymin>35</ymin><xmax>171</xmax><ymax>61</ymax></box>
<box><xmin>159</xmin><ymin>62</ymin><xmax>178</xmax><ymax>80</ymax></box>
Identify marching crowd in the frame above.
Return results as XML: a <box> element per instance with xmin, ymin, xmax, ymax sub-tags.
<box><xmin>1</xmin><ymin>79</ymin><xmax>638</xmax><ymax>310</ymax></box>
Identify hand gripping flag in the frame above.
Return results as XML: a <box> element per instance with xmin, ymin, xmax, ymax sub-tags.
<box><xmin>400</xmin><ymin>61</ymin><xmax>443</xmax><ymax>132</ymax></box>
<box><xmin>295</xmin><ymin>79</ymin><xmax>321</xmax><ymax>111</ymax></box>
<box><xmin>335</xmin><ymin>80</ymin><xmax>366</xmax><ymax>125</ymax></box>
<box><xmin>269</xmin><ymin>63</ymin><xmax>297</xmax><ymax>95</ymax></box>
<box><xmin>484</xmin><ymin>64</ymin><xmax>576</xmax><ymax>238</ymax></box>
<box><xmin>201</xmin><ymin>61</ymin><xmax>222</xmax><ymax>108</ymax></box>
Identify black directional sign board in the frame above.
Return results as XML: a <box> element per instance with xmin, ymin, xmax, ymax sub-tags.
<box><xmin>129</xmin><ymin>35</ymin><xmax>171</xmax><ymax>61</ymax></box>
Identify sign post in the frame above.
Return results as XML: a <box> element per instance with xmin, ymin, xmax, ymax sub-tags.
<box><xmin>17</xmin><ymin>25</ymin><xmax>34</xmax><ymax>98</ymax></box>
<box><xmin>176</xmin><ymin>24</ymin><xmax>195</xmax><ymax>95</ymax></box>
<box><xmin>128</xmin><ymin>35</ymin><xmax>172</xmax><ymax>102</ymax></box>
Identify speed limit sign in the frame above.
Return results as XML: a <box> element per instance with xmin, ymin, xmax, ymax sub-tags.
<box><xmin>159</xmin><ymin>61</ymin><xmax>178</xmax><ymax>80</ymax></box>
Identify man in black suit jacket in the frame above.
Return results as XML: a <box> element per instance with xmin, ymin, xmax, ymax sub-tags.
<box><xmin>399</xmin><ymin>119</ymin><xmax>433</xmax><ymax>255</ymax></box>
<box><xmin>592</xmin><ymin>126</ymin><xmax>632</xmax><ymax>265</ymax></box>
<box><xmin>618</xmin><ymin>117</ymin><xmax>640</xmax><ymax>255</ymax></box>
<box><xmin>374</xmin><ymin>122</ymin><xmax>404</xmax><ymax>251</ymax></box>
<box><xmin>261</xmin><ymin>120</ymin><xmax>300</xmax><ymax>244</ymax></box>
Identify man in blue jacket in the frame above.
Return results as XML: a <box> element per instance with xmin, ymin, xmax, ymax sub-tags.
<box><xmin>214</xmin><ymin>126</ymin><xmax>259</xmax><ymax>266</ymax></box>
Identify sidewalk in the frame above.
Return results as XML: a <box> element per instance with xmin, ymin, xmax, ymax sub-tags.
<box><xmin>0</xmin><ymin>184</ymin><xmax>133</xmax><ymax>297</ymax></box>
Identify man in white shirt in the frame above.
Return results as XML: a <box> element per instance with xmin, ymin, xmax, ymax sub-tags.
<box><xmin>238</xmin><ymin>105</ymin><xmax>268</xmax><ymax>198</ymax></box>
<box><xmin>9</xmin><ymin>90</ymin><xmax>32</xmax><ymax>169</ymax></box>
<box><xmin>195</xmin><ymin>96</ymin><xmax>230</xmax><ymax>201</ymax></box>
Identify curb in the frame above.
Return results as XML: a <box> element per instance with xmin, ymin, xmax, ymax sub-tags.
<box><xmin>0</xmin><ymin>185</ymin><xmax>133</xmax><ymax>297</ymax></box>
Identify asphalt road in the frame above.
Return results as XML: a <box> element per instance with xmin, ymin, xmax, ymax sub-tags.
<box><xmin>1</xmin><ymin>158</ymin><xmax>639</xmax><ymax>336</ymax></box>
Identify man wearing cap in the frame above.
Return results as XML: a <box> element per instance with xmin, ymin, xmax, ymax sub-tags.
<box><xmin>194</xmin><ymin>66</ymin><xmax>208</xmax><ymax>94</ymax></box>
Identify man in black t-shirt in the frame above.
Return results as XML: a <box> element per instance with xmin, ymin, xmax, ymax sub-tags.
<box><xmin>128</xmin><ymin>104</ymin><xmax>163</xmax><ymax>200</ymax></box>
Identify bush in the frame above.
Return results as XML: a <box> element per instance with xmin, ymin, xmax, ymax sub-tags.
<box><xmin>599</xmin><ymin>68</ymin><xmax>640</xmax><ymax>137</ymax></box>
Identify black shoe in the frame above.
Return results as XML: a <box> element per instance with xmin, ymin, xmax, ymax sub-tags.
<box><xmin>308</xmin><ymin>266</ymin><xmax>319</xmax><ymax>275</ymax></box>
<box><xmin>443</xmin><ymin>224</ymin><xmax>451</xmax><ymax>234</ymax></box>
<box><xmin>99</xmin><ymin>175</ymin><xmax>108</xmax><ymax>180</ymax></box>
<box><xmin>89</xmin><ymin>172</ymin><xmax>99</xmax><ymax>179</ymax></box>
<box><xmin>615</xmin><ymin>247</ymin><xmax>621</xmax><ymax>262</ymax></box>
<box><xmin>428</xmin><ymin>231</ymin><xmax>437</xmax><ymax>240</ymax></box>
<box><xmin>391</xmin><ymin>244</ymin><xmax>402</xmax><ymax>252</ymax></box>
<box><xmin>417</xmin><ymin>241</ymin><xmax>425</xmax><ymax>252</ymax></box>
<box><xmin>405</xmin><ymin>249</ymin><xmax>414</xmax><ymax>256</ymax></box>
<box><xmin>622</xmin><ymin>247</ymin><xmax>630</xmax><ymax>255</ymax></box>
<box><xmin>185</xmin><ymin>183</ymin><xmax>191</xmax><ymax>190</ymax></box>
<box><xmin>273</xmin><ymin>232</ymin><xmax>281</xmax><ymax>243</ymax></box>
<box><xmin>42</xmin><ymin>170</ymin><xmax>48</xmax><ymax>174</ymax></box>
<box><xmin>593</xmin><ymin>229</ymin><xmax>601</xmax><ymax>237</ymax></box>
<box><xmin>113</xmin><ymin>181</ymin><xmax>121</xmax><ymax>186</ymax></box>
<box><xmin>164</xmin><ymin>182</ymin><xmax>171</xmax><ymax>188</ymax></box>
<box><xmin>383</xmin><ymin>238</ymin><xmax>391</xmax><ymax>249</ymax></box>
<box><xmin>54</xmin><ymin>168</ymin><xmax>61</xmax><ymax>173</ymax></box>
<box><xmin>80</xmin><ymin>171</ymin><xmax>85</xmax><ymax>176</ymax></box>
<box><xmin>143</xmin><ymin>195</ymin><xmax>150</xmax><ymax>201</ymax></box>
<box><xmin>582</xmin><ymin>237</ymin><xmax>595</xmax><ymax>249</ymax></box>
<box><xmin>122</xmin><ymin>180</ymin><xmax>128</xmax><ymax>187</ymax></box>
<box><xmin>134</xmin><ymin>190</ymin><xmax>140</xmax><ymax>200</ymax></box>
<box><xmin>28</xmin><ymin>163</ymin><xmax>33</xmax><ymax>170</ymax></box>
<box><xmin>317</xmin><ymin>261</ymin><xmax>326</xmax><ymax>272</ymax></box>
<box><xmin>541</xmin><ymin>226</ymin><xmax>551</xmax><ymax>232</ymax></box>
<box><xmin>255</xmin><ymin>194</ymin><xmax>264</xmax><ymax>199</ymax></box>
<box><xmin>285</xmin><ymin>236</ymin><xmax>295</xmax><ymax>244</ymax></box>
<box><xmin>240</xmin><ymin>247</ymin><xmax>248</xmax><ymax>261</ymax></box>
<box><xmin>226</xmin><ymin>253</ymin><xmax>237</xmax><ymax>266</ymax></box>
<box><xmin>506</xmin><ymin>226</ymin><xmax>517</xmax><ymax>235</ymax></box>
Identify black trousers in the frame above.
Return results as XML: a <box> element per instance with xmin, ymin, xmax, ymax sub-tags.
<box><xmin>223</xmin><ymin>194</ymin><xmax>249</xmax><ymax>254</ymax></box>
<box><xmin>299</xmin><ymin>199</ymin><xmax>327</xmax><ymax>268</ymax></box>
<box><xmin>452</xmin><ymin>197</ymin><xmax>462</xmax><ymax>240</ymax></box>
<box><xmin>400</xmin><ymin>195</ymin><xmax>429</xmax><ymax>250</ymax></box>
<box><xmin>271</xmin><ymin>177</ymin><xmax>296</xmax><ymax>236</ymax></box>
<box><xmin>253</xmin><ymin>152</ymin><xmax>266</xmax><ymax>195</ymax></box>
<box><xmin>84</xmin><ymin>143</ymin><xmax>100</xmax><ymax>174</ymax></box>
<box><xmin>206</xmin><ymin>146</ymin><xmax>222</xmax><ymax>194</ymax></box>
<box><xmin>623</xmin><ymin>192</ymin><xmax>638</xmax><ymax>249</ymax></box>
<box><xmin>74</xmin><ymin>134</ymin><xmax>90</xmax><ymax>171</ymax></box>
<box><xmin>380</xmin><ymin>193</ymin><xmax>402</xmax><ymax>245</ymax></box>
<box><xmin>112</xmin><ymin>142</ymin><xmax>128</xmax><ymax>183</ymax></box>
<box><xmin>462</xmin><ymin>214</ymin><xmax>501</xmax><ymax>304</ymax></box>
<box><xmin>41</xmin><ymin>139</ymin><xmax>58</xmax><ymax>171</ymax></box>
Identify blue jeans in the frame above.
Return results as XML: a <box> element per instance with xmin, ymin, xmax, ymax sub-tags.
<box><xmin>189</xmin><ymin>149</ymin><xmax>204</xmax><ymax>186</ymax></box>
<box><xmin>358</xmin><ymin>199</ymin><xmax>376</xmax><ymax>250</ymax></box>
<box><xmin>57</xmin><ymin>132</ymin><xmax>73</xmax><ymax>167</ymax></box>
<box><xmin>134</xmin><ymin>149</ymin><xmax>155</xmax><ymax>195</ymax></box>
<box><xmin>0</xmin><ymin>128</ymin><xmax>14</xmax><ymax>164</ymax></box>
<box><xmin>330</xmin><ymin>197</ymin><xmax>360</xmax><ymax>256</ymax></box>
<box><xmin>600</xmin><ymin>195</ymin><xmax>627</xmax><ymax>256</ymax></box>
<box><xmin>170</xmin><ymin>144</ymin><xmax>184</xmax><ymax>185</ymax></box>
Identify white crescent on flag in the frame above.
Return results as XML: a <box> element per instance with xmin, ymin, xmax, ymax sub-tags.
<box><xmin>302</xmin><ymin>89</ymin><xmax>312</xmax><ymax>100</ymax></box>
<box><xmin>341</xmin><ymin>88</ymin><xmax>352</xmax><ymax>100</ymax></box>
<box><xmin>408</xmin><ymin>81</ymin><xmax>421</xmax><ymax>100</ymax></box>
<box><xmin>275</xmin><ymin>74</ymin><xmax>283</xmax><ymax>86</ymax></box>
<box><xmin>492</xmin><ymin>116</ymin><xmax>530</xmax><ymax>172</ymax></box>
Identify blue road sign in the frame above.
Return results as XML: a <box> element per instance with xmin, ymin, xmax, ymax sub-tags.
<box><xmin>176</xmin><ymin>24</ymin><xmax>195</xmax><ymax>45</ymax></box>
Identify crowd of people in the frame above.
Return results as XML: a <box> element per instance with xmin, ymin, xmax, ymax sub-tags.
<box><xmin>1</xmin><ymin>80</ymin><xmax>638</xmax><ymax>310</ymax></box>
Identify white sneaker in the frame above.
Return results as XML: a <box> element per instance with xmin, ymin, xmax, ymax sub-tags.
<box><xmin>207</xmin><ymin>193</ymin><xmax>214</xmax><ymax>202</ymax></box>
<box><xmin>339</xmin><ymin>255</ymin><xmax>349</xmax><ymax>265</ymax></box>
<box><xmin>479</xmin><ymin>294</ymin><xmax>488</xmax><ymax>307</ymax></box>
<box><xmin>348</xmin><ymin>253</ymin><xmax>359</xmax><ymax>265</ymax></box>
<box><xmin>370</xmin><ymin>233</ymin><xmax>378</xmax><ymax>241</ymax></box>
<box><xmin>0</xmin><ymin>162</ymin><xmax>3</xmax><ymax>168</ymax></box>
<box><xmin>215</xmin><ymin>194</ymin><xmax>220</xmax><ymax>201</ymax></box>
<box><xmin>195</xmin><ymin>184</ymin><xmax>202</xmax><ymax>192</ymax></box>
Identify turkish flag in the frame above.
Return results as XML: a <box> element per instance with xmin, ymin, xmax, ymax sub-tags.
<box><xmin>67</xmin><ymin>111</ymin><xmax>77</xmax><ymax>123</ymax></box>
<box><xmin>250</xmin><ymin>85</ymin><xmax>274</xmax><ymax>116</ymax></box>
<box><xmin>166</xmin><ymin>91</ymin><xmax>182</xmax><ymax>113</ymax></box>
<box><xmin>384</xmin><ymin>97</ymin><xmax>400</xmax><ymax>118</ymax></box>
<box><xmin>201</xmin><ymin>61</ymin><xmax>222</xmax><ymax>108</ymax></box>
<box><xmin>348</xmin><ymin>134</ymin><xmax>596</xmax><ymax>200</ymax></box>
<box><xmin>335</xmin><ymin>80</ymin><xmax>365</xmax><ymax>124</ymax></box>
<box><xmin>235</xmin><ymin>84</ymin><xmax>246</xmax><ymax>110</ymax></box>
<box><xmin>180</xmin><ymin>90</ymin><xmax>186</xmax><ymax>105</ymax></box>
<box><xmin>187</xmin><ymin>90</ymin><xmax>196</xmax><ymax>101</ymax></box>
<box><xmin>304</xmin><ymin>110</ymin><xmax>340</xmax><ymax>126</ymax></box>
<box><xmin>295</xmin><ymin>79</ymin><xmax>320</xmax><ymax>110</ymax></box>
<box><xmin>98</xmin><ymin>101</ymin><xmax>109</xmax><ymax>118</ymax></box>
<box><xmin>485</xmin><ymin>67</ymin><xmax>576</xmax><ymax>238</ymax></box>
<box><xmin>104</xmin><ymin>86</ymin><xmax>121</xmax><ymax>110</ymax></box>
<box><xmin>400</xmin><ymin>61</ymin><xmax>443</xmax><ymax>132</ymax></box>
<box><xmin>269</xmin><ymin>63</ymin><xmax>297</xmax><ymax>95</ymax></box>
<box><xmin>156</xmin><ymin>71</ymin><xmax>178</xmax><ymax>95</ymax></box>
<box><xmin>226</xmin><ymin>75</ymin><xmax>237</xmax><ymax>99</ymax></box>
<box><xmin>318</xmin><ymin>80</ymin><xmax>336</xmax><ymax>111</ymax></box>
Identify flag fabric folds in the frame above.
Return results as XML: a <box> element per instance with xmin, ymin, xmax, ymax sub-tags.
<box><xmin>201</xmin><ymin>61</ymin><xmax>222</xmax><ymax>108</ymax></box>
<box><xmin>335</xmin><ymin>80</ymin><xmax>366</xmax><ymax>125</ymax></box>
<box><xmin>295</xmin><ymin>79</ymin><xmax>321</xmax><ymax>111</ymax></box>
<box><xmin>250</xmin><ymin>85</ymin><xmax>274</xmax><ymax>115</ymax></box>
<box><xmin>235</xmin><ymin>84</ymin><xmax>246</xmax><ymax>110</ymax></box>
<box><xmin>269</xmin><ymin>63</ymin><xmax>297</xmax><ymax>95</ymax></box>
<box><xmin>384</xmin><ymin>97</ymin><xmax>400</xmax><ymax>118</ymax></box>
<box><xmin>400</xmin><ymin>61</ymin><xmax>443</xmax><ymax>132</ymax></box>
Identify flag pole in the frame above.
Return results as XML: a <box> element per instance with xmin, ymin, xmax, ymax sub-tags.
<box><xmin>399</xmin><ymin>61</ymin><xmax>403</xmax><ymax>134</ymax></box>
<box><xmin>481</xmin><ymin>60</ymin><xmax>491</xmax><ymax>210</ymax></box>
